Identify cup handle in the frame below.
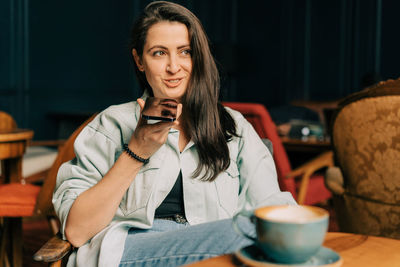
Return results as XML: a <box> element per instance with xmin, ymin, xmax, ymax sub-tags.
<box><xmin>232</xmin><ymin>211</ymin><xmax>257</xmax><ymax>242</ymax></box>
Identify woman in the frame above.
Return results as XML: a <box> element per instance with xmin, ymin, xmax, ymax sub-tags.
<box><xmin>53</xmin><ymin>1</ymin><xmax>296</xmax><ymax>267</ymax></box>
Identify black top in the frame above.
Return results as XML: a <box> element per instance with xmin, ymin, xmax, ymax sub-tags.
<box><xmin>155</xmin><ymin>171</ymin><xmax>185</xmax><ymax>217</ymax></box>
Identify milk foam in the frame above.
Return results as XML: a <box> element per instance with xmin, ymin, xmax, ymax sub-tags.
<box><xmin>263</xmin><ymin>206</ymin><xmax>323</xmax><ymax>223</ymax></box>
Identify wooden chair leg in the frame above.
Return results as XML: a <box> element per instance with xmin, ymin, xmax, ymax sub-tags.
<box><xmin>4</xmin><ymin>256</ymin><xmax>11</xmax><ymax>267</ymax></box>
<box><xmin>48</xmin><ymin>216</ymin><xmax>60</xmax><ymax>235</ymax></box>
<box><xmin>10</xmin><ymin>217</ymin><xmax>23</xmax><ymax>267</ymax></box>
<box><xmin>1</xmin><ymin>218</ymin><xmax>11</xmax><ymax>267</ymax></box>
<box><xmin>1</xmin><ymin>253</ymin><xmax>11</xmax><ymax>267</ymax></box>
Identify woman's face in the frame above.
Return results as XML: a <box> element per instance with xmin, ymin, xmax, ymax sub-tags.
<box><xmin>133</xmin><ymin>21</ymin><xmax>192</xmax><ymax>101</ymax></box>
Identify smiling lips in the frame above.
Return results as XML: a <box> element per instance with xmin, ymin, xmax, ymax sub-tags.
<box><xmin>163</xmin><ymin>77</ymin><xmax>184</xmax><ymax>88</ymax></box>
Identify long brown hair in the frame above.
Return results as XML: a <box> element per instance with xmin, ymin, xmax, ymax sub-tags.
<box><xmin>129</xmin><ymin>1</ymin><xmax>237</xmax><ymax>181</ymax></box>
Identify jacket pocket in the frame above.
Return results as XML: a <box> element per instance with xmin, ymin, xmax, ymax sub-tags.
<box><xmin>214</xmin><ymin>161</ymin><xmax>240</xmax><ymax>217</ymax></box>
<box><xmin>119</xmin><ymin>157</ymin><xmax>162</xmax><ymax>216</ymax></box>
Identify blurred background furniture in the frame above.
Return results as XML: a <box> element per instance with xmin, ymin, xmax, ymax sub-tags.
<box><xmin>269</xmin><ymin>102</ymin><xmax>335</xmax><ymax>169</ymax></box>
<box><xmin>1</xmin><ymin>114</ymin><xmax>61</xmax><ymax>185</ymax></box>
<box><xmin>289</xmin><ymin>99</ymin><xmax>339</xmax><ymax>132</ymax></box>
<box><xmin>281</xmin><ymin>136</ymin><xmax>331</xmax><ymax>156</ymax></box>
<box><xmin>325</xmin><ymin>78</ymin><xmax>400</xmax><ymax>239</ymax></box>
<box><xmin>22</xmin><ymin>145</ymin><xmax>59</xmax><ymax>184</ymax></box>
<box><xmin>0</xmin><ymin>111</ymin><xmax>95</xmax><ymax>267</ymax></box>
<box><xmin>0</xmin><ymin>111</ymin><xmax>35</xmax><ymax>267</ymax></box>
<box><xmin>21</xmin><ymin>112</ymin><xmax>96</xmax><ymax>185</ymax></box>
<box><xmin>223</xmin><ymin>102</ymin><xmax>333</xmax><ymax>205</ymax></box>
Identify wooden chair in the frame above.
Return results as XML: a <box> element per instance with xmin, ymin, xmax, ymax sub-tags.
<box><xmin>0</xmin><ymin>113</ymin><xmax>62</xmax><ymax>185</ymax></box>
<box><xmin>1</xmin><ymin>111</ymin><xmax>67</xmax><ymax>243</ymax></box>
<box><xmin>0</xmin><ymin>111</ymin><xmax>38</xmax><ymax>267</ymax></box>
<box><xmin>324</xmin><ymin>78</ymin><xmax>400</xmax><ymax>239</ymax></box>
<box><xmin>31</xmin><ymin>113</ymin><xmax>97</xmax><ymax>266</ymax></box>
<box><xmin>0</xmin><ymin>111</ymin><xmax>17</xmax><ymax>130</ymax></box>
<box><xmin>1</xmin><ymin>112</ymin><xmax>96</xmax><ymax>266</ymax></box>
<box><xmin>223</xmin><ymin>102</ymin><xmax>333</xmax><ymax>205</ymax></box>
<box><xmin>0</xmin><ymin>111</ymin><xmax>17</xmax><ymax>185</ymax></box>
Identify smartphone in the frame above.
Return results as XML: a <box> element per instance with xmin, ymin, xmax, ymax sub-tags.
<box><xmin>141</xmin><ymin>97</ymin><xmax>178</xmax><ymax>122</ymax></box>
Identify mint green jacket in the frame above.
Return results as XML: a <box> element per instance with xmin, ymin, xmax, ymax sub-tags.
<box><xmin>53</xmin><ymin>100</ymin><xmax>296</xmax><ymax>267</ymax></box>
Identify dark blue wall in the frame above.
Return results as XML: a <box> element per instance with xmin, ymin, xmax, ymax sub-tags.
<box><xmin>1</xmin><ymin>0</ymin><xmax>399</xmax><ymax>140</ymax></box>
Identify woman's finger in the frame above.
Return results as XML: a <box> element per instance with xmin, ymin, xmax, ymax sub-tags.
<box><xmin>137</xmin><ymin>98</ymin><xmax>145</xmax><ymax>111</ymax></box>
<box><xmin>136</xmin><ymin>98</ymin><xmax>148</xmax><ymax>126</ymax></box>
<box><xmin>176</xmin><ymin>103</ymin><xmax>183</xmax><ymax>120</ymax></box>
<box><xmin>146</xmin><ymin>120</ymin><xmax>175</xmax><ymax>133</ymax></box>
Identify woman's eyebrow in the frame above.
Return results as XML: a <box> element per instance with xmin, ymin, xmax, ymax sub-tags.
<box><xmin>146</xmin><ymin>44</ymin><xmax>190</xmax><ymax>53</ymax></box>
<box><xmin>146</xmin><ymin>45</ymin><xmax>167</xmax><ymax>53</ymax></box>
<box><xmin>177</xmin><ymin>44</ymin><xmax>191</xmax><ymax>49</ymax></box>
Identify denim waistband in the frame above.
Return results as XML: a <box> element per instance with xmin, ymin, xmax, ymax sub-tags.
<box><xmin>155</xmin><ymin>214</ymin><xmax>187</xmax><ymax>224</ymax></box>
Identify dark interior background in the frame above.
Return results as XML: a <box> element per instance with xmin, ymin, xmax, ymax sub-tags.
<box><xmin>1</xmin><ymin>0</ymin><xmax>399</xmax><ymax>140</ymax></box>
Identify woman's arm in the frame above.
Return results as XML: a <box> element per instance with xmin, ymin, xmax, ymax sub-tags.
<box><xmin>64</xmin><ymin>152</ymin><xmax>143</xmax><ymax>247</ymax></box>
<box><xmin>64</xmin><ymin>99</ymin><xmax>182</xmax><ymax>247</ymax></box>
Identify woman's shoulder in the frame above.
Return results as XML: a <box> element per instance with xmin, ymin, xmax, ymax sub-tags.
<box><xmin>102</xmin><ymin>101</ymin><xmax>138</xmax><ymax>116</ymax></box>
<box><xmin>86</xmin><ymin>101</ymin><xmax>139</xmax><ymax>139</ymax></box>
<box><xmin>223</xmin><ymin>106</ymin><xmax>244</xmax><ymax>119</ymax></box>
<box><xmin>223</xmin><ymin>106</ymin><xmax>249</xmax><ymax>129</ymax></box>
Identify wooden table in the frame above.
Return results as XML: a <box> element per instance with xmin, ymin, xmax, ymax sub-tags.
<box><xmin>186</xmin><ymin>232</ymin><xmax>400</xmax><ymax>267</ymax></box>
<box><xmin>280</xmin><ymin>136</ymin><xmax>331</xmax><ymax>168</ymax></box>
<box><xmin>0</xmin><ymin>128</ymin><xmax>34</xmax><ymax>183</ymax></box>
<box><xmin>0</xmin><ymin>128</ymin><xmax>34</xmax><ymax>267</ymax></box>
<box><xmin>280</xmin><ymin>136</ymin><xmax>331</xmax><ymax>153</ymax></box>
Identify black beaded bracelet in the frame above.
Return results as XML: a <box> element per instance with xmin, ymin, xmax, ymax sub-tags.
<box><xmin>123</xmin><ymin>144</ymin><xmax>150</xmax><ymax>164</ymax></box>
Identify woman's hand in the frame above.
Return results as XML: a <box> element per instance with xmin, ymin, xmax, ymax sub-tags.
<box><xmin>127</xmin><ymin>98</ymin><xmax>182</xmax><ymax>159</ymax></box>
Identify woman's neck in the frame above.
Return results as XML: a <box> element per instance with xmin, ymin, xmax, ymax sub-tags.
<box><xmin>173</xmin><ymin>117</ymin><xmax>190</xmax><ymax>152</ymax></box>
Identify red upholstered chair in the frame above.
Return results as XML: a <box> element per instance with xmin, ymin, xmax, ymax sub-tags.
<box><xmin>223</xmin><ymin>102</ymin><xmax>333</xmax><ymax>205</ymax></box>
<box><xmin>0</xmin><ymin>183</ymin><xmax>41</xmax><ymax>266</ymax></box>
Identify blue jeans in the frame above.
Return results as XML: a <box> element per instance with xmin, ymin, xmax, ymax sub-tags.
<box><xmin>119</xmin><ymin>217</ymin><xmax>254</xmax><ymax>267</ymax></box>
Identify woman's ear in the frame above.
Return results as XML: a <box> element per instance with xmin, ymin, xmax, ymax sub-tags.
<box><xmin>132</xmin><ymin>49</ymin><xmax>144</xmax><ymax>72</ymax></box>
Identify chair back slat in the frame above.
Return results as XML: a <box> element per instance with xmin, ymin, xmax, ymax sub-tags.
<box><xmin>0</xmin><ymin>111</ymin><xmax>17</xmax><ymax>131</ymax></box>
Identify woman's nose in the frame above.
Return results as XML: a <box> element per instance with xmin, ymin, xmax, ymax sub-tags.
<box><xmin>166</xmin><ymin>56</ymin><xmax>180</xmax><ymax>73</ymax></box>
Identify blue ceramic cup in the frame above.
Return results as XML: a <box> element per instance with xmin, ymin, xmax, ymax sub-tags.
<box><xmin>233</xmin><ymin>205</ymin><xmax>329</xmax><ymax>264</ymax></box>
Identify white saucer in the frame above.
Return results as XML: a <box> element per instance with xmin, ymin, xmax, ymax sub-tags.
<box><xmin>235</xmin><ymin>245</ymin><xmax>343</xmax><ymax>267</ymax></box>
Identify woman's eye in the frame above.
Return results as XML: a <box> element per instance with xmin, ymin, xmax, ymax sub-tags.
<box><xmin>181</xmin><ymin>49</ymin><xmax>191</xmax><ymax>56</ymax></box>
<box><xmin>153</xmin><ymin>51</ymin><xmax>165</xmax><ymax>56</ymax></box>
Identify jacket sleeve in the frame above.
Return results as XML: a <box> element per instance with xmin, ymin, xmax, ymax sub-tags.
<box><xmin>52</xmin><ymin>111</ymin><xmax>124</xmax><ymax>239</ymax></box>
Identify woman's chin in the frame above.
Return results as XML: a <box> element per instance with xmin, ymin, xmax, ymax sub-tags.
<box><xmin>154</xmin><ymin>91</ymin><xmax>185</xmax><ymax>101</ymax></box>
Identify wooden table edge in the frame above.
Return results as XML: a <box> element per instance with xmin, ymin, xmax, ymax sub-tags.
<box><xmin>0</xmin><ymin>129</ymin><xmax>34</xmax><ymax>142</ymax></box>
